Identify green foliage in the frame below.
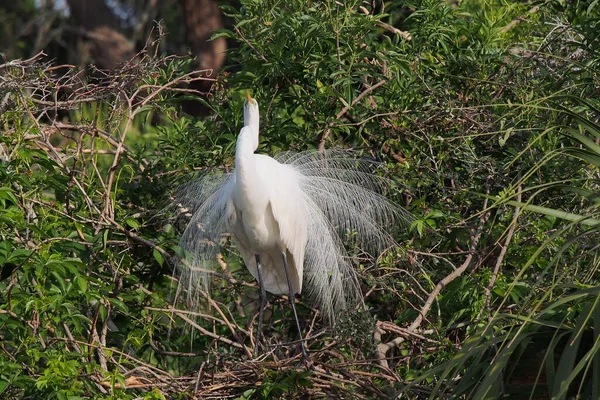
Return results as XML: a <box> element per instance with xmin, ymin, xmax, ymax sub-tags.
<box><xmin>2</xmin><ymin>0</ymin><xmax>600</xmax><ymax>398</ymax></box>
<box><xmin>0</xmin><ymin>54</ymin><xmax>204</xmax><ymax>399</ymax></box>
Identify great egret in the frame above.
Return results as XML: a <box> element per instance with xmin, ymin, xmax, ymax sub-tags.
<box><xmin>177</xmin><ymin>92</ymin><xmax>411</xmax><ymax>359</ymax></box>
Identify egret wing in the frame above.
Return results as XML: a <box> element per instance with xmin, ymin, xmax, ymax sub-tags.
<box><xmin>274</xmin><ymin>149</ymin><xmax>413</xmax><ymax>322</ymax></box>
<box><xmin>254</xmin><ymin>155</ymin><xmax>308</xmax><ymax>293</ymax></box>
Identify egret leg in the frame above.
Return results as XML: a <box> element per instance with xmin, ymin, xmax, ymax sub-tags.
<box><xmin>281</xmin><ymin>252</ymin><xmax>309</xmax><ymax>361</ymax></box>
<box><xmin>254</xmin><ymin>254</ymin><xmax>266</xmax><ymax>357</ymax></box>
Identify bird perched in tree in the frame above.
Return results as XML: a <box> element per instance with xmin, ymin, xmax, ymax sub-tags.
<box><xmin>177</xmin><ymin>91</ymin><xmax>411</xmax><ymax>359</ymax></box>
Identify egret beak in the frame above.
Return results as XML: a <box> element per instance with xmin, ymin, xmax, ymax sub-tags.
<box><xmin>246</xmin><ymin>91</ymin><xmax>252</xmax><ymax>103</ymax></box>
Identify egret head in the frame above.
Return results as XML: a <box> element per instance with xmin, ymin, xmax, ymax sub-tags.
<box><xmin>243</xmin><ymin>91</ymin><xmax>260</xmax><ymax>133</ymax></box>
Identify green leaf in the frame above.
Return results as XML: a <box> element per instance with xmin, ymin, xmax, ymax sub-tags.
<box><xmin>153</xmin><ymin>249</ymin><xmax>164</xmax><ymax>267</ymax></box>
<box><xmin>75</xmin><ymin>276</ymin><xmax>88</xmax><ymax>293</ymax></box>
<box><xmin>125</xmin><ymin>218</ymin><xmax>139</xmax><ymax>229</ymax></box>
<box><xmin>0</xmin><ymin>187</ymin><xmax>18</xmax><ymax>206</ymax></box>
<box><xmin>211</xmin><ymin>29</ymin><xmax>235</xmax><ymax>40</ymax></box>
<box><xmin>108</xmin><ymin>297</ymin><xmax>128</xmax><ymax>313</ymax></box>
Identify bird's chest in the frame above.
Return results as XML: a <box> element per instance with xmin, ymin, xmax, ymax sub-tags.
<box><xmin>231</xmin><ymin>197</ymin><xmax>281</xmax><ymax>252</ymax></box>
<box><xmin>242</xmin><ymin>210</ymin><xmax>280</xmax><ymax>250</ymax></box>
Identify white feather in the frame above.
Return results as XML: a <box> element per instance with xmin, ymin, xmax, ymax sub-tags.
<box><xmin>177</xmin><ymin>149</ymin><xmax>411</xmax><ymax>323</ymax></box>
<box><xmin>176</xmin><ymin>98</ymin><xmax>412</xmax><ymax>324</ymax></box>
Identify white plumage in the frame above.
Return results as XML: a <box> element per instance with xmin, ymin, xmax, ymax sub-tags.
<box><xmin>177</xmin><ymin>93</ymin><xmax>412</xmax><ymax>337</ymax></box>
<box><xmin>229</xmin><ymin>151</ymin><xmax>307</xmax><ymax>296</ymax></box>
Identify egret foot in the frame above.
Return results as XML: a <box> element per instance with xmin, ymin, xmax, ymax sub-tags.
<box><xmin>281</xmin><ymin>251</ymin><xmax>310</xmax><ymax>363</ymax></box>
<box><xmin>254</xmin><ymin>254</ymin><xmax>267</xmax><ymax>358</ymax></box>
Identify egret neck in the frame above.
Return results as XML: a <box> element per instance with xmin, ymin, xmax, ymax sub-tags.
<box><xmin>234</xmin><ymin>97</ymin><xmax>266</xmax><ymax>221</ymax></box>
<box><xmin>243</xmin><ymin>94</ymin><xmax>260</xmax><ymax>135</ymax></box>
<box><xmin>234</xmin><ymin>126</ymin><xmax>260</xmax><ymax>190</ymax></box>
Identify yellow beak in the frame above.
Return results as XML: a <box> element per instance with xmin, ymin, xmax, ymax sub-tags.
<box><xmin>246</xmin><ymin>91</ymin><xmax>252</xmax><ymax>103</ymax></box>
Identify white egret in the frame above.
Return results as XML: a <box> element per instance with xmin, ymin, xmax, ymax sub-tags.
<box><xmin>177</xmin><ymin>91</ymin><xmax>412</xmax><ymax>359</ymax></box>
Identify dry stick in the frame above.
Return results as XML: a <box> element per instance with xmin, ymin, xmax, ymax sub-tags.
<box><xmin>194</xmin><ymin>361</ymin><xmax>206</xmax><ymax>394</ymax></box>
<box><xmin>500</xmin><ymin>6</ymin><xmax>540</xmax><ymax>34</ymax></box>
<box><xmin>175</xmin><ymin>311</ymin><xmax>252</xmax><ymax>356</ymax></box>
<box><xmin>202</xmin><ymin>289</ymin><xmax>248</xmax><ymax>341</ymax></box>
<box><xmin>358</xmin><ymin>6</ymin><xmax>412</xmax><ymax>41</ymax></box>
<box><xmin>102</xmin><ymin>91</ymin><xmax>138</xmax><ymax>220</ymax></box>
<box><xmin>53</xmin><ymin>122</ymin><xmax>142</xmax><ymax>166</ymax></box>
<box><xmin>61</xmin><ymin>323</ymin><xmax>83</xmax><ymax>354</ymax></box>
<box><xmin>0</xmin><ymin>309</ymin><xmax>48</xmax><ymax>355</ymax></box>
<box><xmin>23</xmin><ymin>104</ymin><xmax>103</xmax><ymax>220</ymax></box>
<box><xmin>376</xmin><ymin>198</ymin><xmax>491</xmax><ymax>368</ymax></box>
<box><xmin>52</xmin><ymin>337</ymin><xmax>179</xmax><ymax>384</ymax></box>
<box><xmin>377</xmin><ymin>321</ymin><xmax>439</xmax><ymax>343</ymax></box>
<box><xmin>480</xmin><ymin>190</ymin><xmax>521</xmax><ymax>397</ymax></box>
<box><xmin>85</xmin><ymin>132</ymin><xmax>110</xmax><ymax>190</ymax></box>
<box><xmin>338</xmin><ymin>80</ymin><xmax>387</xmax><ymax>121</ymax></box>
<box><xmin>484</xmin><ymin>190</ymin><xmax>521</xmax><ymax>317</ymax></box>
<box><xmin>147</xmin><ymin>303</ymin><xmax>251</xmax><ymax>337</ymax></box>
<box><xmin>0</xmin><ymin>50</ymin><xmax>46</xmax><ymax>69</ymax></box>
<box><xmin>66</xmin><ymin>121</ymin><xmax>87</xmax><ymax>213</ymax></box>
<box><xmin>31</xmin><ymin>97</ymin><xmax>99</xmax><ymax>107</ymax></box>
<box><xmin>88</xmin><ymin>306</ymin><xmax>109</xmax><ymax>372</ymax></box>
<box><xmin>149</xmin><ymin>337</ymin><xmax>201</xmax><ymax>357</ymax></box>
<box><xmin>145</xmin><ymin>306</ymin><xmax>229</xmax><ymax>328</ymax></box>
<box><xmin>99</xmin><ymin>300</ymin><xmax>114</xmax><ymax>360</ymax></box>
<box><xmin>101</xmin><ymin>70</ymin><xmax>213</xmax><ymax>220</ymax></box>
<box><xmin>317</xmin><ymin>79</ymin><xmax>387</xmax><ymax>151</ymax></box>
<box><xmin>130</xmin><ymin>71</ymin><xmax>214</xmax><ymax>105</ymax></box>
<box><xmin>410</xmin><ymin>199</ymin><xmax>490</xmax><ymax>331</ymax></box>
<box><xmin>61</xmin><ymin>323</ymin><xmax>110</xmax><ymax>395</ymax></box>
<box><xmin>234</xmin><ymin>26</ymin><xmax>268</xmax><ymax>62</ymax></box>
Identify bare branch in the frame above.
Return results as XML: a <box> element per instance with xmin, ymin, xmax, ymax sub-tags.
<box><xmin>375</xmin><ymin>198</ymin><xmax>491</xmax><ymax>367</ymax></box>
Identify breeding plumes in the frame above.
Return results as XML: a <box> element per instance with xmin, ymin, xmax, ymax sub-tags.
<box><xmin>177</xmin><ymin>92</ymin><xmax>412</xmax><ymax>358</ymax></box>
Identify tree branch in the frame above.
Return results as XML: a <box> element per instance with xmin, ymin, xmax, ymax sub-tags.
<box><xmin>375</xmin><ymin>198</ymin><xmax>491</xmax><ymax>367</ymax></box>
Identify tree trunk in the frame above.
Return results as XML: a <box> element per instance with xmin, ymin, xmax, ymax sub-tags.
<box><xmin>177</xmin><ymin>0</ymin><xmax>227</xmax><ymax>76</ymax></box>
<box><xmin>66</xmin><ymin>0</ymin><xmax>135</xmax><ymax>70</ymax></box>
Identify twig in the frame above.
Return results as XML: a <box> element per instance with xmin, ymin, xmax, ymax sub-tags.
<box><xmin>0</xmin><ymin>51</ymin><xmax>47</xmax><ymax>69</ymax></box>
<box><xmin>88</xmin><ymin>302</ymin><xmax>109</xmax><ymax>372</ymax></box>
<box><xmin>358</xmin><ymin>6</ymin><xmax>411</xmax><ymax>41</ymax></box>
<box><xmin>53</xmin><ymin>337</ymin><xmax>178</xmax><ymax>378</ymax></box>
<box><xmin>501</xmin><ymin>6</ymin><xmax>540</xmax><ymax>34</ymax></box>
<box><xmin>410</xmin><ymin>199</ymin><xmax>490</xmax><ymax>331</ymax></box>
<box><xmin>145</xmin><ymin>305</ymin><xmax>250</xmax><ymax>336</ymax></box>
<box><xmin>194</xmin><ymin>361</ymin><xmax>206</xmax><ymax>394</ymax></box>
<box><xmin>149</xmin><ymin>337</ymin><xmax>201</xmax><ymax>357</ymax></box>
<box><xmin>175</xmin><ymin>311</ymin><xmax>253</xmax><ymax>357</ymax></box>
<box><xmin>318</xmin><ymin>80</ymin><xmax>387</xmax><ymax>151</ymax></box>
<box><xmin>233</xmin><ymin>26</ymin><xmax>268</xmax><ymax>62</ymax></box>
<box><xmin>61</xmin><ymin>323</ymin><xmax>109</xmax><ymax>394</ymax></box>
<box><xmin>484</xmin><ymin>190</ymin><xmax>521</xmax><ymax>316</ymax></box>
<box><xmin>375</xmin><ymin>198</ymin><xmax>491</xmax><ymax>367</ymax></box>
<box><xmin>102</xmin><ymin>67</ymin><xmax>213</xmax><ymax>220</ymax></box>
<box><xmin>30</xmin><ymin>97</ymin><xmax>99</xmax><ymax>107</ymax></box>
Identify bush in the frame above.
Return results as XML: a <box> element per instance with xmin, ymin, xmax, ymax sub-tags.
<box><xmin>2</xmin><ymin>0</ymin><xmax>600</xmax><ymax>398</ymax></box>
